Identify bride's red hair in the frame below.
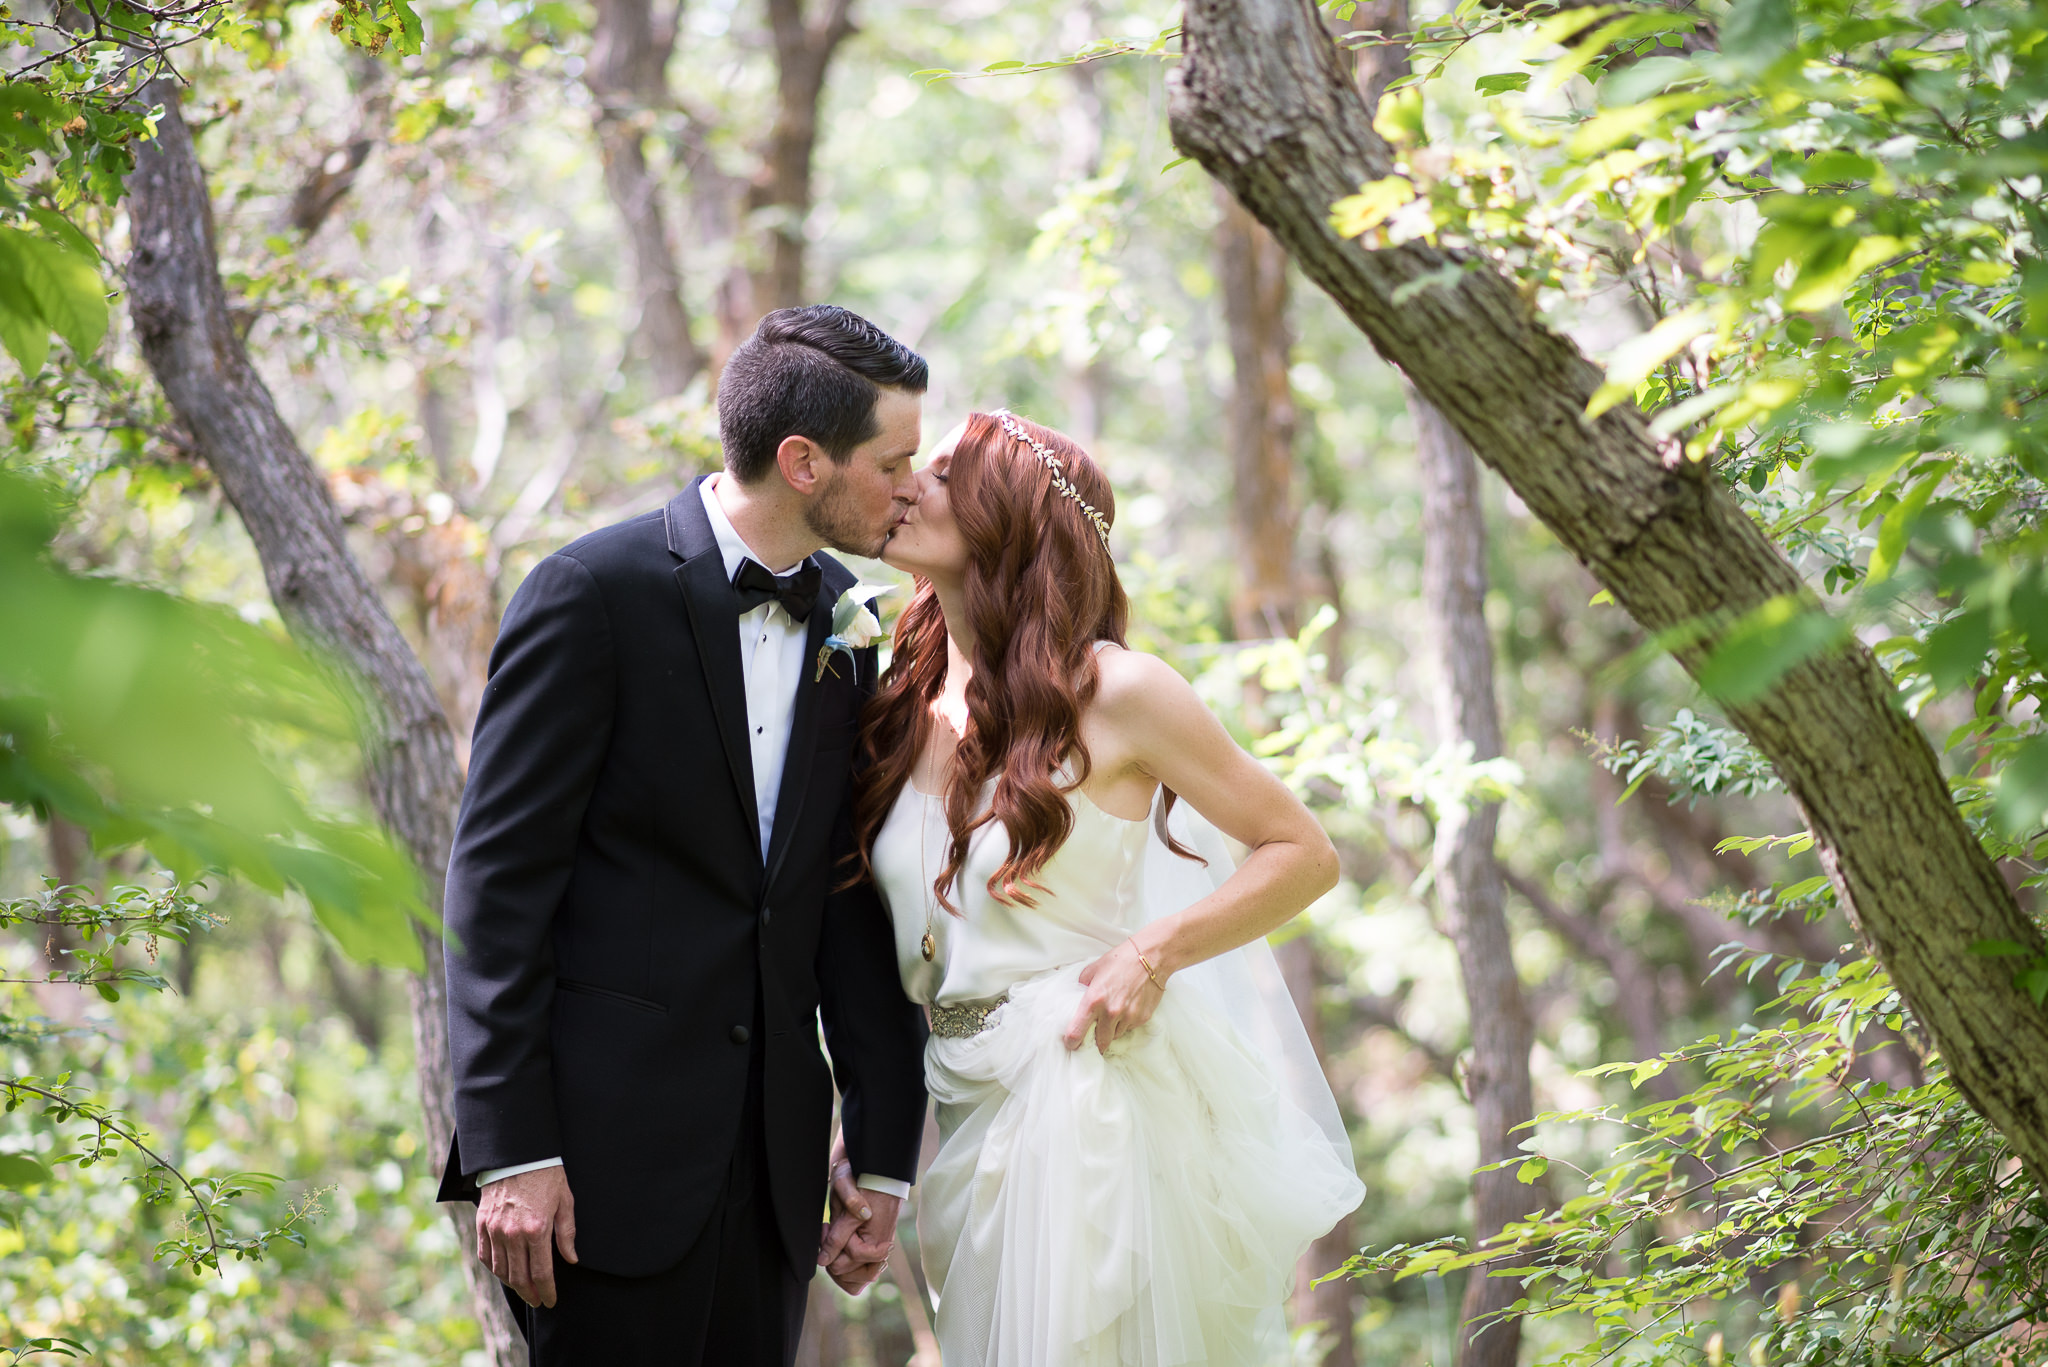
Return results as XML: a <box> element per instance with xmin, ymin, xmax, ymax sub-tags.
<box><xmin>852</xmin><ymin>411</ymin><xmax>1132</xmax><ymax>909</ymax></box>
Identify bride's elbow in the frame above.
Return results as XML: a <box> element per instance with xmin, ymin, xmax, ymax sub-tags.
<box><xmin>1301</xmin><ymin>827</ymin><xmax>1340</xmax><ymax>900</ymax></box>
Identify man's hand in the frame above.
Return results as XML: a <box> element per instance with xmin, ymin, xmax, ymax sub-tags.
<box><xmin>477</xmin><ymin>1165</ymin><xmax>578</xmax><ymax>1308</ymax></box>
<box><xmin>817</xmin><ymin>1158</ymin><xmax>902</xmax><ymax>1295</ymax></box>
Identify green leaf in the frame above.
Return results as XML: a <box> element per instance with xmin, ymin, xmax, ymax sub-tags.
<box><xmin>0</xmin><ymin>272</ymin><xmax>51</xmax><ymax>377</ymax></box>
<box><xmin>1586</xmin><ymin>307</ymin><xmax>1711</xmax><ymax>419</ymax></box>
<box><xmin>388</xmin><ymin>0</ymin><xmax>424</xmax><ymax>54</ymax></box>
<box><xmin>1330</xmin><ymin>175</ymin><xmax>1417</xmax><ymax>238</ymax></box>
<box><xmin>2019</xmin><ymin>965</ymin><xmax>2048</xmax><ymax>1006</ymax></box>
<box><xmin>1867</xmin><ymin>465</ymin><xmax>1946</xmax><ymax>584</ymax></box>
<box><xmin>25</xmin><ymin>208</ymin><xmax>99</xmax><ymax>262</ymax></box>
<box><xmin>0</xmin><ymin>228</ymin><xmax>108</xmax><ymax>359</ymax></box>
<box><xmin>1568</xmin><ymin>93</ymin><xmax>1710</xmax><ymax>159</ymax></box>
<box><xmin>1696</xmin><ymin>597</ymin><xmax>1850</xmax><ymax>705</ymax></box>
<box><xmin>1719</xmin><ymin>0</ymin><xmax>1796</xmax><ymax>68</ymax></box>
<box><xmin>1517</xmin><ymin>1156</ymin><xmax>1550</xmax><ymax>1183</ymax></box>
<box><xmin>1996</xmin><ymin>736</ymin><xmax>2048</xmax><ymax>836</ymax></box>
<box><xmin>2009</xmin><ymin>574</ymin><xmax>2048</xmax><ymax>672</ymax></box>
<box><xmin>1922</xmin><ymin>609</ymin><xmax>1991</xmax><ymax>696</ymax></box>
<box><xmin>0</xmin><ymin>1153</ymin><xmax>51</xmax><ymax>1188</ymax></box>
<box><xmin>1475</xmin><ymin>73</ymin><xmax>1531</xmax><ymax>96</ymax></box>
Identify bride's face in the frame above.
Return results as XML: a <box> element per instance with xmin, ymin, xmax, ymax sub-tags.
<box><xmin>882</xmin><ymin>422</ymin><xmax>969</xmax><ymax>578</ymax></box>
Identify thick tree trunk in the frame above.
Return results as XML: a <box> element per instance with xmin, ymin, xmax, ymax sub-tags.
<box><xmin>124</xmin><ymin>81</ymin><xmax>525</xmax><ymax>1366</ymax></box>
<box><xmin>584</xmin><ymin>0</ymin><xmax>706</xmax><ymax>395</ymax></box>
<box><xmin>329</xmin><ymin>468</ymin><xmax>501</xmax><ymax>769</ymax></box>
<box><xmin>1166</xmin><ymin>0</ymin><xmax>2048</xmax><ymax>1179</ymax></box>
<box><xmin>1414</xmin><ymin>393</ymin><xmax>1535</xmax><ymax>1367</ymax></box>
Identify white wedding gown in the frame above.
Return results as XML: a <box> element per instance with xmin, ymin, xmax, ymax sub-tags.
<box><xmin>871</xmin><ymin>777</ymin><xmax>1366</xmax><ymax>1367</ymax></box>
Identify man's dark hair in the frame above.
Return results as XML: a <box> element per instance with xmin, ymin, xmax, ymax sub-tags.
<box><xmin>716</xmin><ymin>305</ymin><xmax>929</xmax><ymax>483</ymax></box>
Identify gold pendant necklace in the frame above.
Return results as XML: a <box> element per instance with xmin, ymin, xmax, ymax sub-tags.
<box><xmin>918</xmin><ymin>787</ymin><xmax>937</xmax><ymax>962</ymax></box>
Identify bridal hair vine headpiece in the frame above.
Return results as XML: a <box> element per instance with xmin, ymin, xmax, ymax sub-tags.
<box><xmin>990</xmin><ymin>409</ymin><xmax>1112</xmax><ymax>553</ymax></box>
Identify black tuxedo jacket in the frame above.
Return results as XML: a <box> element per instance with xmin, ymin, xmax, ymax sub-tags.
<box><xmin>435</xmin><ymin>478</ymin><xmax>928</xmax><ymax>1280</ymax></box>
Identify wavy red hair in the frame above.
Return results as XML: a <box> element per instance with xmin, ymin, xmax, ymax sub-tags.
<box><xmin>852</xmin><ymin>411</ymin><xmax>1140</xmax><ymax>909</ymax></box>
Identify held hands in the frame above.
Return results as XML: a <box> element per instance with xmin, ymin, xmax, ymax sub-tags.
<box><xmin>818</xmin><ymin>1141</ymin><xmax>902</xmax><ymax>1295</ymax></box>
<box><xmin>476</xmin><ymin>1165</ymin><xmax>578</xmax><ymax>1308</ymax></box>
<box><xmin>1063</xmin><ymin>937</ymin><xmax>1168</xmax><ymax>1054</ymax></box>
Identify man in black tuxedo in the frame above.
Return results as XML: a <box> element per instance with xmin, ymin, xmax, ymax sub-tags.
<box><xmin>438</xmin><ymin>305</ymin><xmax>931</xmax><ymax>1363</ymax></box>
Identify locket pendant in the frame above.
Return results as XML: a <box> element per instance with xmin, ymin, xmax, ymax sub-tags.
<box><xmin>920</xmin><ymin>930</ymin><xmax>936</xmax><ymax>963</ymax></box>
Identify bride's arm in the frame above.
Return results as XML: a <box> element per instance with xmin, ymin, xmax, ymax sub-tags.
<box><xmin>1064</xmin><ymin>648</ymin><xmax>1339</xmax><ymax>1053</ymax></box>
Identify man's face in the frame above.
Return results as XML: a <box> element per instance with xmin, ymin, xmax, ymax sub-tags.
<box><xmin>804</xmin><ymin>387</ymin><xmax>923</xmax><ymax>558</ymax></box>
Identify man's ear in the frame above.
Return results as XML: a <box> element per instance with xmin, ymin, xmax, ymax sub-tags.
<box><xmin>774</xmin><ymin>435</ymin><xmax>824</xmax><ymax>495</ymax></box>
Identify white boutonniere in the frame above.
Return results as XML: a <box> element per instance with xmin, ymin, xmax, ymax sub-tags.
<box><xmin>815</xmin><ymin>583</ymin><xmax>890</xmax><ymax>683</ymax></box>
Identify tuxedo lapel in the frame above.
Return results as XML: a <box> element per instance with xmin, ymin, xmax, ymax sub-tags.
<box><xmin>761</xmin><ymin>567</ymin><xmax>841</xmax><ymax>895</ymax></box>
<box><xmin>665</xmin><ymin>481</ymin><xmax>759</xmax><ymax>850</ymax></box>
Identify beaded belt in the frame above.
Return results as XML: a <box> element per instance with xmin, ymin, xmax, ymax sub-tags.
<box><xmin>930</xmin><ymin>995</ymin><xmax>1008</xmax><ymax>1040</ymax></box>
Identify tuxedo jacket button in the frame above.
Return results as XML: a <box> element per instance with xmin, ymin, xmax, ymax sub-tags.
<box><xmin>730</xmin><ymin>1025</ymin><xmax>751</xmax><ymax>1045</ymax></box>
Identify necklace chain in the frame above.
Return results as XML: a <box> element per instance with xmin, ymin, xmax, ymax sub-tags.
<box><xmin>917</xmin><ymin>786</ymin><xmax>937</xmax><ymax>962</ymax></box>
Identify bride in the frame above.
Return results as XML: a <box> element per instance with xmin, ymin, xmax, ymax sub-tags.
<box><xmin>829</xmin><ymin>408</ymin><xmax>1364</xmax><ymax>1365</ymax></box>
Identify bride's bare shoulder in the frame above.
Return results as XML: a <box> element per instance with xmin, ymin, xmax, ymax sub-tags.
<box><xmin>1088</xmin><ymin>643</ymin><xmax>1199</xmax><ymax>716</ymax></box>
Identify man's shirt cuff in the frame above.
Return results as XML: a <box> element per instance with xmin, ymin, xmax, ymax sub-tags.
<box><xmin>477</xmin><ymin>1156</ymin><xmax>564</xmax><ymax>1187</ymax></box>
<box><xmin>855</xmin><ymin>1173</ymin><xmax>911</xmax><ymax>1199</ymax></box>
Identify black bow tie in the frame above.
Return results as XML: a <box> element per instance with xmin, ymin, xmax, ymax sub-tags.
<box><xmin>732</xmin><ymin>557</ymin><xmax>820</xmax><ymax>622</ymax></box>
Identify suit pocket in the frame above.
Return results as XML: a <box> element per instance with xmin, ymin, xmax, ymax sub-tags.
<box><xmin>557</xmin><ymin>977</ymin><xmax>668</xmax><ymax>1015</ymax></box>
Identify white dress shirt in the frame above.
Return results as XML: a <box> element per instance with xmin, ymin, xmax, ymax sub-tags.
<box><xmin>479</xmin><ymin>477</ymin><xmax>909</xmax><ymax>1201</ymax></box>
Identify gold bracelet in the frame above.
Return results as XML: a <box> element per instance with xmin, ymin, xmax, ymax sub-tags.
<box><xmin>1132</xmin><ymin>941</ymin><xmax>1166</xmax><ymax>993</ymax></box>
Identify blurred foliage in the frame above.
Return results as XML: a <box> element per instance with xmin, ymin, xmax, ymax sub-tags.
<box><xmin>0</xmin><ymin>469</ymin><xmax>424</xmax><ymax>968</ymax></box>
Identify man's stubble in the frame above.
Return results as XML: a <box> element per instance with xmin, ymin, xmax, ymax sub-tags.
<box><xmin>803</xmin><ymin>463</ymin><xmax>893</xmax><ymax>560</ymax></box>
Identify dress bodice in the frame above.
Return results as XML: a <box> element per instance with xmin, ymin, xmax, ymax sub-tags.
<box><xmin>871</xmin><ymin>779</ymin><xmax>1153</xmax><ymax>1006</ymax></box>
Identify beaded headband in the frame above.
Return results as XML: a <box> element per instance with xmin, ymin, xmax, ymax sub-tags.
<box><xmin>989</xmin><ymin>409</ymin><xmax>1112</xmax><ymax>552</ymax></box>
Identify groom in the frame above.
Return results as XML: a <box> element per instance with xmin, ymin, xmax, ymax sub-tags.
<box><xmin>437</xmin><ymin>305</ymin><xmax>931</xmax><ymax>1363</ymax></box>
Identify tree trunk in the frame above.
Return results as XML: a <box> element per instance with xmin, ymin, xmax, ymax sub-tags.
<box><xmin>737</xmin><ymin>0</ymin><xmax>856</xmax><ymax>326</ymax></box>
<box><xmin>1216</xmin><ymin>185</ymin><xmax>1299</xmax><ymax>644</ymax></box>
<box><xmin>1215</xmin><ymin>176</ymin><xmax>1357</xmax><ymax>1364</ymax></box>
<box><xmin>1414</xmin><ymin>392</ymin><xmax>1536</xmax><ymax>1367</ymax></box>
<box><xmin>584</xmin><ymin>0</ymin><xmax>706</xmax><ymax>395</ymax></box>
<box><xmin>124</xmin><ymin>80</ymin><xmax>525</xmax><ymax>1366</ymax></box>
<box><xmin>1165</xmin><ymin>0</ymin><xmax>2048</xmax><ymax>1179</ymax></box>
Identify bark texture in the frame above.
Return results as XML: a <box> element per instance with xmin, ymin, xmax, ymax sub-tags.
<box><xmin>583</xmin><ymin>0</ymin><xmax>706</xmax><ymax>395</ymax></box>
<box><xmin>1414</xmin><ymin>394</ymin><xmax>1537</xmax><ymax>1367</ymax></box>
<box><xmin>1167</xmin><ymin>0</ymin><xmax>2048</xmax><ymax>1179</ymax></box>
<box><xmin>124</xmin><ymin>81</ymin><xmax>524</xmax><ymax>1365</ymax></box>
<box><xmin>1417</xmin><ymin>395</ymin><xmax>1540</xmax><ymax>1367</ymax></box>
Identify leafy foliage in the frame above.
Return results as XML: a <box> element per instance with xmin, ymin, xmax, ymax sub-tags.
<box><xmin>1347</xmin><ymin>952</ymin><xmax>2048</xmax><ymax>1367</ymax></box>
<box><xmin>0</xmin><ymin>468</ymin><xmax>425</xmax><ymax>968</ymax></box>
<box><xmin>1</xmin><ymin>882</ymin><xmax>316</xmax><ymax>1286</ymax></box>
<box><xmin>1314</xmin><ymin>0</ymin><xmax>2048</xmax><ymax>1357</ymax></box>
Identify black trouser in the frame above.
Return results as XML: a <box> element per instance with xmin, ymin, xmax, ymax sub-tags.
<box><xmin>506</xmin><ymin>1033</ymin><xmax>808</xmax><ymax>1365</ymax></box>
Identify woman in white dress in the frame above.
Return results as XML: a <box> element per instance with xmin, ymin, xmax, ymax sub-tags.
<box><xmin>846</xmin><ymin>409</ymin><xmax>1365</xmax><ymax>1366</ymax></box>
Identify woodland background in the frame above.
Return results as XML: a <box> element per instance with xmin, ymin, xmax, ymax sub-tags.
<box><xmin>4</xmin><ymin>0</ymin><xmax>2048</xmax><ymax>1363</ymax></box>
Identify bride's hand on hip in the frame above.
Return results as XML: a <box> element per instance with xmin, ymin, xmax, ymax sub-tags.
<box><xmin>1064</xmin><ymin>939</ymin><xmax>1166</xmax><ymax>1054</ymax></box>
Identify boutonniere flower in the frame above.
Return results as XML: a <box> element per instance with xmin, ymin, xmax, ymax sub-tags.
<box><xmin>815</xmin><ymin>583</ymin><xmax>890</xmax><ymax>682</ymax></box>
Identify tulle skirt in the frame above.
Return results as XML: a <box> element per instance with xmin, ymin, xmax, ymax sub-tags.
<box><xmin>917</xmin><ymin>963</ymin><xmax>1366</xmax><ymax>1367</ymax></box>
